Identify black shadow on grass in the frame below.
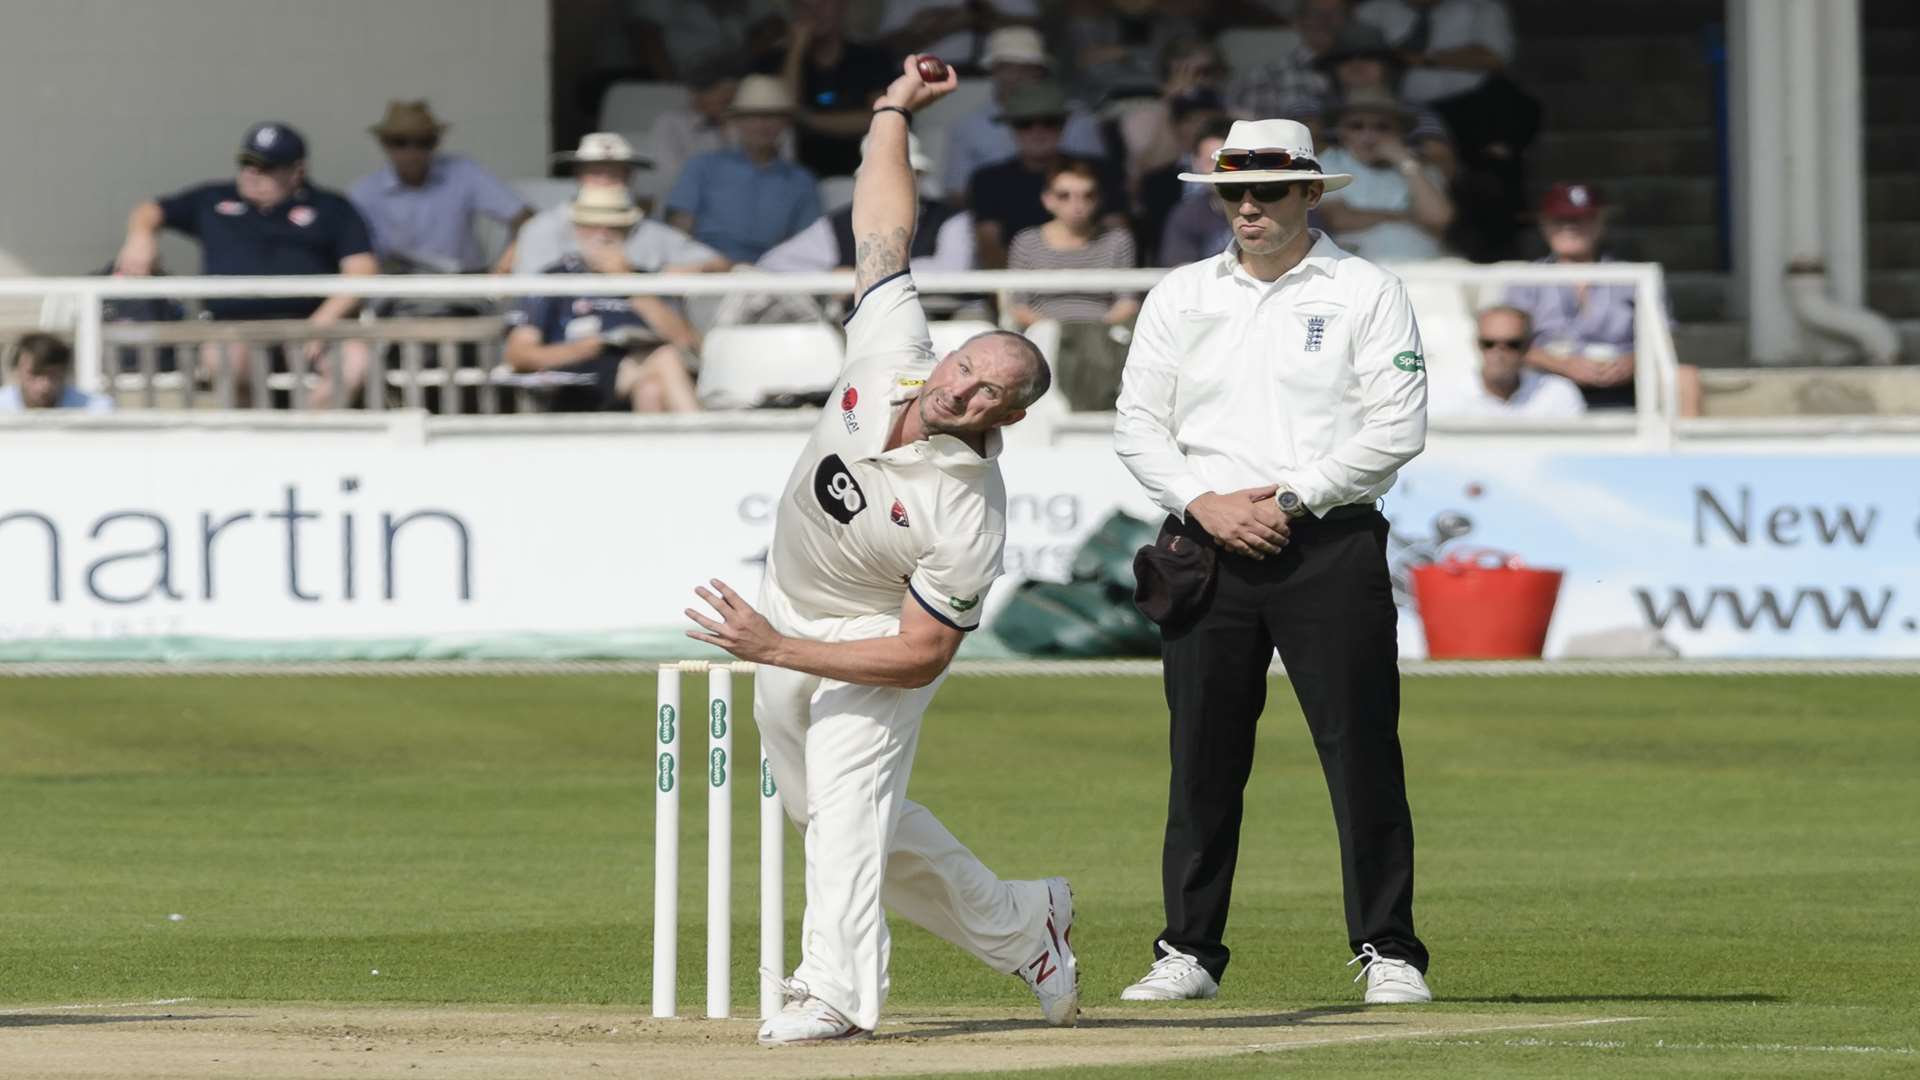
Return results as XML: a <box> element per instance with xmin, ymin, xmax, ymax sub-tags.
<box><xmin>1447</xmin><ymin>994</ymin><xmax>1783</xmax><ymax>1004</ymax></box>
<box><xmin>0</xmin><ymin>1013</ymin><xmax>236</xmax><ymax>1028</ymax></box>
<box><xmin>882</xmin><ymin>1006</ymin><xmax>1374</xmax><ymax>1040</ymax></box>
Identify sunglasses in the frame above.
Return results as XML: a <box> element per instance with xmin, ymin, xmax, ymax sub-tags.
<box><xmin>382</xmin><ymin>136</ymin><xmax>438</xmax><ymax>150</ymax></box>
<box><xmin>1214</xmin><ymin>181</ymin><xmax>1303</xmax><ymax>203</ymax></box>
<box><xmin>1478</xmin><ymin>337</ymin><xmax>1529</xmax><ymax>350</ymax></box>
<box><xmin>1010</xmin><ymin>116</ymin><xmax>1065</xmax><ymax>131</ymax></box>
<box><xmin>1212</xmin><ymin>147</ymin><xmax>1319</xmax><ymax>173</ymax></box>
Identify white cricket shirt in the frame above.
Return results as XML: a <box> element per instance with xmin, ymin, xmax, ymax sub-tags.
<box><xmin>1113</xmin><ymin>230</ymin><xmax>1428</xmax><ymax>518</ymax></box>
<box><xmin>766</xmin><ymin>272</ymin><xmax>1006</xmax><ymax>631</ymax></box>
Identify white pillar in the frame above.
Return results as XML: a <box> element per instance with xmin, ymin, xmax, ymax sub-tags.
<box><xmin>1730</xmin><ymin>0</ymin><xmax>1803</xmax><ymax>364</ymax></box>
<box><xmin>1820</xmin><ymin>0</ymin><xmax>1867</xmax><ymax>309</ymax></box>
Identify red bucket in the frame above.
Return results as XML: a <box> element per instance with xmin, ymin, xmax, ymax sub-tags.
<box><xmin>1410</xmin><ymin>550</ymin><xmax>1564</xmax><ymax>659</ymax></box>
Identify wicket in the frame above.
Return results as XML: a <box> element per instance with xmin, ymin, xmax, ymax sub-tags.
<box><xmin>652</xmin><ymin>660</ymin><xmax>784</xmax><ymax>1020</ymax></box>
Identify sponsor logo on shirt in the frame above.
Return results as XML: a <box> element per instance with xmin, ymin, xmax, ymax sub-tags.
<box><xmin>890</xmin><ymin>499</ymin><xmax>910</xmax><ymax>527</ymax></box>
<box><xmin>1393</xmin><ymin>351</ymin><xmax>1426</xmax><ymax>373</ymax></box>
<box><xmin>1304</xmin><ymin>315</ymin><xmax>1327</xmax><ymax>353</ymax></box>
<box><xmin>657</xmin><ymin>703</ymin><xmax>676</xmax><ymax>744</ymax></box>
<box><xmin>948</xmin><ymin>594</ymin><xmax>980</xmax><ymax>613</ymax></box>
<box><xmin>573</xmin><ymin>299</ymin><xmax>593</xmax><ymax>316</ymax></box>
<box><xmin>811</xmin><ymin>453</ymin><xmax>868</xmax><ymax>524</ymax></box>
<box><xmin>897</xmin><ymin>377</ymin><xmax>924</xmax><ymax>388</ymax></box>
<box><xmin>840</xmin><ymin>384</ymin><xmax>860</xmax><ymax>433</ymax></box>
<box><xmin>215</xmin><ymin>200</ymin><xmax>247</xmax><ymax>216</ymax></box>
<box><xmin>287</xmin><ymin>206</ymin><xmax>316</xmax><ymax>228</ymax></box>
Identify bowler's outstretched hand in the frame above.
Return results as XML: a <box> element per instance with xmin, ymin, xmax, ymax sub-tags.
<box><xmin>686</xmin><ymin>578</ymin><xmax>784</xmax><ymax>663</ymax></box>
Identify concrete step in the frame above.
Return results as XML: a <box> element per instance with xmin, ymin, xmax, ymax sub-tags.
<box><xmin>1511</xmin><ymin>0</ymin><xmax>1721</xmax><ymax>36</ymax></box>
<box><xmin>1512</xmin><ymin>35</ymin><xmax>1706</xmax><ymax>84</ymax></box>
<box><xmin>1869</xmin><ymin>223</ymin><xmax>1920</xmax><ymax>270</ymax></box>
<box><xmin>1673</xmin><ymin>321</ymin><xmax>1920</xmax><ymax>371</ymax></box>
<box><xmin>1700</xmin><ymin>365</ymin><xmax>1920</xmax><ymax>417</ymax></box>
<box><xmin>1535</xmin><ymin>79</ymin><xmax>1713</xmax><ymax>131</ymax></box>
<box><xmin>1606</xmin><ymin>225</ymin><xmax>1720</xmax><ymax>271</ymax></box>
<box><xmin>1534</xmin><ymin>128</ymin><xmax>1716</xmax><ymax>179</ymax></box>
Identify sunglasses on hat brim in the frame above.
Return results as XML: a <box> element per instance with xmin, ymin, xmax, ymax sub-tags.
<box><xmin>1212</xmin><ymin>147</ymin><xmax>1322</xmax><ymax>173</ymax></box>
<box><xmin>1213</xmin><ymin>181</ymin><xmax>1309</xmax><ymax>203</ymax></box>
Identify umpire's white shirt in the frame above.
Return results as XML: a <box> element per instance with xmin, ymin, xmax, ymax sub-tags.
<box><xmin>766</xmin><ymin>271</ymin><xmax>1005</xmax><ymax>631</ymax></box>
<box><xmin>1114</xmin><ymin>230</ymin><xmax>1428</xmax><ymax>518</ymax></box>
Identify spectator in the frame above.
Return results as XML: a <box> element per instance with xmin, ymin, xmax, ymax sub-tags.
<box><xmin>967</xmin><ymin>81</ymin><xmax>1128</xmax><ymax>269</ymax></box>
<box><xmin>1065</xmin><ymin>0</ymin><xmax>1201</xmax><ymax>107</ymax></box>
<box><xmin>1316</xmin><ymin>88</ymin><xmax>1453</xmax><ymax>260</ymax></box>
<box><xmin>503</xmin><ymin>186</ymin><xmax>701</xmax><ymax>413</ymax></box>
<box><xmin>1155</xmin><ymin>121</ymin><xmax>1234</xmax><ymax>266</ymax></box>
<box><xmin>777</xmin><ymin>0</ymin><xmax>900</xmax><ymax>177</ymax></box>
<box><xmin>0</xmin><ymin>333</ymin><xmax>113</xmax><ymax>414</ymax></box>
<box><xmin>939</xmin><ymin>27</ymin><xmax>1110</xmax><ymax>203</ymax></box>
<box><xmin>1431</xmin><ymin>306</ymin><xmax>1585</xmax><ymax>419</ymax></box>
<box><xmin>114</xmin><ymin>121</ymin><xmax>378</xmax><ymax>409</ymax></box>
<box><xmin>1134</xmin><ymin>89</ymin><xmax>1229</xmax><ymax>263</ymax></box>
<box><xmin>511</xmin><ymin>133</ymin><xmax>729</xmax><ymax>275</ymax></box>
<box><xmin>1225</xmin><ymin>0</ymin><xmax>1347</xmax><ymax>119</ymax></box>
<box><xmin>1502</xmin><ymin>183</ymin><xmax>1701</xmax><ymax>415</ymax></box>
<box><xmin>622</xmin><ymin>0</ymin><xmax>788</xmax><ymax>81</ymax></box>
<box><xmin>1007</xmin><ymin>161</ymin><xmax>1139</xmax><ymax>410</ymax></box>
<box><xmin>665</xmin><ymin>76</ymin><xmax>822</xmax><ymax>263</ymax></box>
<box><xmin>1116</xmin><ymin>38</ymin><xmax>1229</xmax><ymax>191</ymax></box>
<box><xmin>876</xmin><ymin>0</ymin><xmax>1040</xmax><ymax>72</ymax></box>
<box><xmin>759</xmin><ymin>131</ymin><xmax>974</xmax><ymax>275</ymax></box>
<box><xmin>1355</xmin><ymin>0</ymin><xmax>1537</xmax><ymax>259</ymax></box>
<box><xmin>1318</xmin><ymin>23</ymin><xmax>1455</xmax><ymax>179</ymax></box>
<box><xmin>347</xmin><ymin>101</ymin><xmax>531</xmax><ymax>274</ymax></box>
<box><xmin>644</xmin><ymin>59</ymin><xmax>752</xmax><ymax>195</ymax></box>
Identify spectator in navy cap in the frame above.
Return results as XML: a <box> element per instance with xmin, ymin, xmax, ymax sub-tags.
<box><xmin>115</xmin><ymin>121</ymin><xmax>378</xmax><ymax>408</ymax></box>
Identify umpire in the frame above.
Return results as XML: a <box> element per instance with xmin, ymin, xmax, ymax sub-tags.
<box><xmin>1112</xmin><ymin>118</ymin><xmax>1432</xmax><ymax>1005</ymax></box>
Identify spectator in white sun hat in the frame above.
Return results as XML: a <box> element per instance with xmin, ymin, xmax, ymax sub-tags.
<box><xmin>940</xmin><ymin>26</ymin><xmax>1109</xmax><ymax>204</ymax></box>
<box><xmin>510</xmin><ymin>132</ymin><xmax>729</xmax><ymax>276</ymax></box>
<box><xmin>1115</xmin><ymin>114</ymin><xmax>1434</xmax><ymax>1008</ymax></box>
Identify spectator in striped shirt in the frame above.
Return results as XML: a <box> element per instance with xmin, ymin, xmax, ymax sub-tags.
<box><xmin>1007</xmin><ymin>161</ymin><xmax>1139</xmax><ymax>410</ymax></box>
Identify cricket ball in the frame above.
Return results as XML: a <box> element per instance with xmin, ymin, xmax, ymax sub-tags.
<box><xmin>916</xmin><ymin>56</ymin><xmax>950</xmax><ymax>82</ymax></box>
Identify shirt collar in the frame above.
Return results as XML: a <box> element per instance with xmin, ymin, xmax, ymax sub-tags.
<box><xmin>380</xmin><ymin>156</ymin><xmax>445</xmax><ymax>192</ymax></box>
<box><xmin>919</xmin><ymin>428</ymin><xmax>1002</xmax><ymax>473</ymax></box>
<box><xmin>1213</xmin><ymin>228</ymin><xmax>1342</xmax><ymax>285</ymax></box>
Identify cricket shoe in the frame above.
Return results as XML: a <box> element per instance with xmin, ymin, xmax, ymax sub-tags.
<box><xmin>1347</xmin><ymin>943</ymin><xmax>1432</xmax><ymax>1004</ymax></box>
<box><xmin>1015</xmin><ymin>876</ymin><xmax>1079</xmax><ymax>1026</ymax></box>
<box><xmin>756</xmin><ymin>976</ymin><xmax>871</xmax><ymax>1046</ymax></box>
<box><xmin>1119</xmin><ymin>940</ymin><xmax>1219</xmax><ymax>1001</ymax></box>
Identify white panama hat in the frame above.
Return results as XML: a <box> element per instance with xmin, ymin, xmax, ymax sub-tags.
<box><xmin>553</xmin><ymin>131</ymin><xmax>651</xmax><ymax>167</ymax></box>
<box><xmin>1178</xmin><ymin>119</ymin><xmax>1352</xmax><ymax>193</ymax></box>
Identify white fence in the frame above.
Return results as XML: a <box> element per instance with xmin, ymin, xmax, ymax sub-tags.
<box><xmin>1</xmin><ymin>262</ymin><xmax>1689</xmax><ymax>441</ymax></box>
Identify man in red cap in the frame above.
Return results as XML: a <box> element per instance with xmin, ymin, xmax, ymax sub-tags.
<box><xmin>1502</xmin><ymin>182</ymin><xmax>1699</xmax><ymax>414</ymax></box>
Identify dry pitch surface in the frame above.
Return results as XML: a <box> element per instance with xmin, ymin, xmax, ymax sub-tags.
<box><xmin>1</xmin><ymin>1001</ymin><xmax>1636</xmax><ymax>1080</ymax></box>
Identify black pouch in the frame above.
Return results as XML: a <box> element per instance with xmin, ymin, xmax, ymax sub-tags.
<box><xmin>1131</xmin><ymin>515</ymin><xmax>1218</xmax><ymax>630</ymax></box>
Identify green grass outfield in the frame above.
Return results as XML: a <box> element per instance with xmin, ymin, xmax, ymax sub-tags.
<box><xmin>3</xmin><ymin>672</ymin><xmax>1917</xmax><ymax>1077</ymax></box>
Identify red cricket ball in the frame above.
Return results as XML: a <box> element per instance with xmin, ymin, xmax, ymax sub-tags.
<box><xmin>916</xmin><ymin>56</ymin><xmax>949</xmax><ymax>82</ymax></box>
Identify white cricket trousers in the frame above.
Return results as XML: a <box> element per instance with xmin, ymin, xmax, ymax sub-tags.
<box><xmin>755</xmin><ymin>580</ymin><xmax>1050</xmax><ymax>1031</ymax></box>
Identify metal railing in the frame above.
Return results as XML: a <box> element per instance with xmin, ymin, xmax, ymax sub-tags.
<box><xmin>0</xmin><ymin>263</ymin><xmax>1687</xmax><ymax>442</ymax></box>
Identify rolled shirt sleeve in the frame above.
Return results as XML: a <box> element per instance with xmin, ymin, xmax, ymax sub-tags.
<box><xmin>1286</xmin><ymin>280</ymin><xmax>1428</xmax><ymax>514</ymax></box>
<box><xmin>1114</xmin><ymin>286</ymin><xmax>1211</xmax><ymax>518</ymax></box>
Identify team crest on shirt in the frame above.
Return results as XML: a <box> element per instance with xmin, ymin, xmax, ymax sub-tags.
<box><xmin>1303</xmin><ymin>315</ymin><xmax>1327</xmax><ymax>353</ymax></box>
<box><xmin>890</xmin><ymin>499</ymin><xmax>910</xmax><ymax>527</ymax></box>
<box><xmin>840</xmin><ymin>385</ymin><xmax>860</xmax><ymax>433</ymax></box>
<box><xmin>215</xmin><ymin>200</ymin><xmax>246</xmax><ymax>216</ymax></box>
<box><xmin>287</xmin><ymin>206</ymin><xmax>316</xmax><ymax>228</ymax></box>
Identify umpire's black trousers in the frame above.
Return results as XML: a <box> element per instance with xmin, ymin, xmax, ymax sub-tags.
<box><xmin>1155</xmin><ymin>507</ymin><xmax>1428</xmax><ymax>982</ymax></box>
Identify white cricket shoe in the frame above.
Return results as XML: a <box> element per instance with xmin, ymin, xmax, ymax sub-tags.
<box><xmin>1015</xmin><ymin>877</ymin><xmax>1080</xmax><ymax>1026</ymax></box>
<box><xmin>1348</xmin><ymin>943</ymin><xmax>1432</xmax><ymax>1004</ymax></box>
<box><xmin>756</xmin><ymin>977</ymin><xmax>871</xmax><ymax>1046</ymax></box>
<box><xmin>1119</xmin><ymin>940</ymin><xmax>1219</xmax><ymax>1001</ymax></box>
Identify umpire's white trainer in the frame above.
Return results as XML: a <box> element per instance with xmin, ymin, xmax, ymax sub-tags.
<box><xmin>1348</xmin><ymin>943</ymin><xmax>1432</xmax><ymax>1003</ymax></box>
<box><xmin>1016</xmin><ymin>876</ymin><xmax>1080</xmax><ymax>1026</ymax></box>
<box><xmin>756</xmin><ymin>977</ymin><xmax>871</xmax><ymax>1046</ymax></box>
<box><xmin>1119</xmin><ymin>940</ymin><xmax>1219</xmax><ymax>1001</ymax></box>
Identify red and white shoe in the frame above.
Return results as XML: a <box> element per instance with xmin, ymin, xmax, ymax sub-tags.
<box><xmin>1015</xmin><ymin>876</ymin><xmax>1080</xmax><ymax>1026</ymax></box>
<box><xmin>756</xmin><ymin>977</ymin><xmax>871</xmax><ymax>1046</ymax></box>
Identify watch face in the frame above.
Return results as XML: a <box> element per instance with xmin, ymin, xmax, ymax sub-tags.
<box><xmin>1278</xmin><ymin>491</ymin><xmax>1302</xmax><ymax>513</ymax></box>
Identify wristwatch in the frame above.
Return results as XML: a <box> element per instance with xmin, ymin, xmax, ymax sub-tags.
<box><xmin>1276</xmin><ymin>486</ymin><xmax>1308</xmax><ymax>519</ymax></box>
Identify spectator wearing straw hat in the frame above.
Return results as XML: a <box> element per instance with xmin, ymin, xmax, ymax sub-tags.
<box><xmin>509</xmin><ymin>133</ymin><xmax>728</xmax><ymax>276</ymax></box>
<box><xmin>664</xmin><ymin>75</ymin><xmax>823</xmax><ymax>262</ymax></box>
<box><xmin>939</xmin><ymin>27</ymin><xmax>1109</xmax><ymax>203</ymax></box>
<box><xmin>503</xmin><ymin>186</ymin><xmax>702</xmax><ymax>413</ymax></box>
<box><xmin>347</xmin><ymin>101</ymin><xmax>532</xmax><ymax>273</ymax></box>
<box><xmin>1317</xmin><ymin>88</ymin><xmax>1453</xmax><ymax>260</ymax></box>
<box><xmin>114</xmin><ymin>121</ymin><xmax>377</xmax><ymax>408</ymax></box>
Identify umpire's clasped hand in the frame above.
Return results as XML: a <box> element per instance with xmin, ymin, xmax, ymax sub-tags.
<box><xmin>1185</xmin><ymin>485</ymin><xmax>1290</xmax><ymax>559</ymax></box>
